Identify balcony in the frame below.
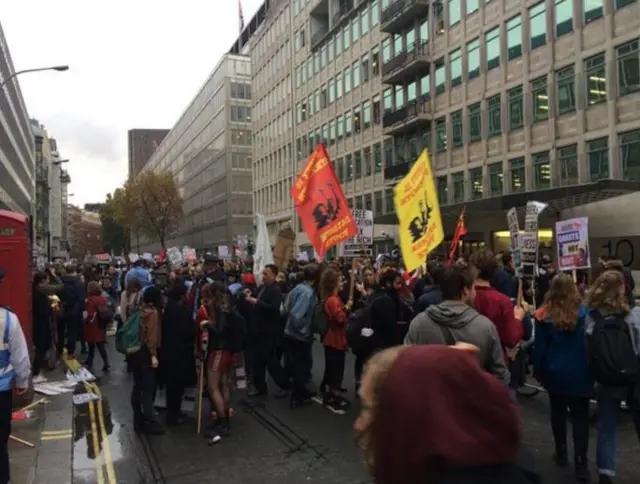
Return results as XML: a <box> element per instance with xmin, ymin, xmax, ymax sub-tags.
<box><xmin>382</xmin><ymin>98</ymin><xmax>431</xmax><ymax>136</ymax></box>
<box><xmin>384</xmin><ymin>160</ymin><xmax>412</xmax><ymax>181</ymax></box>
<box><xmin>382</xmin><ymin>41</ymin><xmax>430</xmax><ymax>85</ymax></box>
<box><xmin>381</xmin><ymin>0</ymin><xmax>430</xmax><ymax>34</ymax></box>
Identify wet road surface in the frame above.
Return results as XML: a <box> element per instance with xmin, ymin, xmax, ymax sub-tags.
<box><xmin>70</xmin><ymin>338</ymin><xmax>640</xmax><ymax>483</ymax></box>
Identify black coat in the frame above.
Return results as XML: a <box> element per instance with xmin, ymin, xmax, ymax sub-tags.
<box><xmin>32</xmin><ymin>288</ymin><xmax>52</xmax><ymax>349</ymax></box>
<box><xmin>160</xmin><ymin>299</ymin><xmax>197</xmax><ymax>387</ymax></box>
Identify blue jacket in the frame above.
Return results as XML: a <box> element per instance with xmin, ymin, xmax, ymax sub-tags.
<box><xmin>532</xmin><ymin>306</ymin><xmax>594</xmax><ymax>397</ymax></box>
<box><xmin>283</xmin><ymin>282</ymin><xmax>315</xmax><ymax>342</ymax></box>
<box><xmin>125</xmin><ymin>266</ymin><xmax>152</xmax><ymax>289</ymax></box>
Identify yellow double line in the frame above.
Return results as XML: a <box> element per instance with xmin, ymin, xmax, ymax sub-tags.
<box><xmin>64</xmin><ymin>357</ymin><xmax>117</xmax><ymax>484</ymax></box>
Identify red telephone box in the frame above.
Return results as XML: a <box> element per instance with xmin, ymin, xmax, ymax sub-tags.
<box><xmin>0</xmin><ymin>210</ymin><xmax>32</xmax><ymax>349</ymax></box>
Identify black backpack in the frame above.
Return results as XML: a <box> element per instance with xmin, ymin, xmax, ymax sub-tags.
<box><xmin>588</xmin><ymin>310</ymin><xmax>640</xmax><ymax>386</ymax></box>
<box><xmin>60</xmin><ymin>283</ymin><xmax>80</xmax><ymax>319</ymax></box>
<box><xmin>347</xmin><ymin>305</ymin><xmax>375</xmax><ymax>356</ymax></box>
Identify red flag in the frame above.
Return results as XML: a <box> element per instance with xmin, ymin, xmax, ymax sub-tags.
<box><xmin>292</xmin><ymin>144</ymin><xmax>357</xmax><ymax>259</ymax></box>
<box><xmin>447</xmin><ymin>207</ymin><xmax>468</xmax><ymax>264</ymax></box>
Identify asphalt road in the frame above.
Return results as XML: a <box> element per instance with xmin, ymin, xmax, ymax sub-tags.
<box><xmin>71</xmin><ymin>338</ymin><xmax>640</xmax><ymax>484</ymax></box>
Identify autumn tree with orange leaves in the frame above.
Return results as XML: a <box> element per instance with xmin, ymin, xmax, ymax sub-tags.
<box><xmin>116</xmin><ymin>171</ymin><xmax>183</xmax><ymax>249</ymax></box>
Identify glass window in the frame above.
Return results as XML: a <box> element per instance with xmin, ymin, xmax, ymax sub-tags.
<box><xmin>363</xmin><ymin>100</ymin><xmax>372</xmax><ymax>129</ymax></box>
<box><xmin>407</xmin><ymin>81</ymin><xmax>417</xmax><ymax>102</ymax></box>
<box><xmin>557</xmin><ymin>144</ymin><xmax>578</xmax><ymax>186</ymax></box>
<box><xmin>588</xmin><ymin>137</ymin><xmax>609</xmax><ymax>181</ymax></box>
<box><xmin>585</xmin><ymin>53</ymin><xmax>607</xmax><ymax>106</ymax></box>
<box><xmin>555</xmin><ymin>0</ymin><xmax>573</xmax><ymax>37</ymax></box>
<box><xmin>395</xmin><ymin>85</ymin><xmax>405</xmax><ymax>108</ymax></box>
<box><xmin>435</xmin><ymin>58</ymin><xmax>446</xmax><ymax>94</ymax></box>
<box><xmin>620</xmin><ymin>129</ymin><xmax>640</xmax><ymax>181</ymax></box>
<box><xmin>489</xmin><ymin>163</ymin><xmax>503</xmax><ymax>196</ymax></box>
<box><xmin>329</xmin><ymin>78</ymin><xmax>335</xmax><ymax>104</ymax></box>
<box><xmin>354</xmin><ymin>106</ymin><xmax>362</xmax><ymax>133</ymax></box>
<box><xmin>508</xmin><ymin>86</ymin><xmax>523</xmax><ymax>130</ymax></box>
<box><xmin>584</xmin><ymin>0</ymin><xmax>603</xmax><ymax>24</ymax></box>
<box><xmin>488</xmin><ymin>94</ymin><xmax>501</xmax><ymax>137</ymax></box>
<box><xmin>383</xmin><ymin>88</ymin><xmax>393</xmax><ymax>111</ymax></box>
<box><xmin>345</xmin><ymin>110</ymin><xmax>353</xmax><ymax>137</ymax></box>
<box><xmin>468</xmin><ymin>102</ymin><xmax>481</xmax><ymax>141</ymax></box>
<box><xmin>529</xmin><ymin>2</ymin><xmax>546</xmax><ymax>50</ymax></box>
<box><xmin>385</xmin><ymin>188</ymin><xmax>394</xmax><ymax>213</ymax></box>
<box><xmin>449</xmin><ymin>0</ymin><xmax>461</xmax><ymax>25</ymax></box>
<box><xmin>336</xmin><ymin>157</ymin><xmax>344</xmax><ymax>183</ymax></box>
<box><xmin>467</xmin><ymin>39</ymin><xmax>480</xmax><ymax>80</ymax></box>
<box><xmin>382</xmin><ymin>38</ymin><xmax>392</xmax><ymax>63</ymax></box>
<box><xmin>420</xmin><ymin>17</ymin><xmax>429</xmax><ymax>42</ymax></box>
<box><xmin>510</xmin><ymin>157</ymin><xmax>525</xmax><ymax>192</ymax></box>
<box><xmin>531</xmin><ymin>76</ymin><xmax>549</xmax><ymax>122</ymax></box>
<box><xmin>374</xmin><ymin>142</ymin><xmax>382</xmax><ymax>173</ymax></box>
<box><xmin>374</xmin><ymin>190</ymin><xmax>383</xmax><ymax>215</ymax></box>
<box><xmin>507</xmin><ymin>16</ymin><xmax>522</xmax><ymax>60</ymax></box>
<box><xmin>345</xmin><ymin>67</ymin><xmax>352</xmax><ymax>93</ymax></box>
<box><xmin>556</xmin><ymin>66</ymin><xmax>576</xmax><ymax>114</ymax></box>
<box><xmin>362</xmin><ymin>55</ymin><xmax>370</xmax><ymax>83</ymax></box>
<box><xmin>328</xmin><ymin>38</ymin><xmax>334</xmax><ymax>63</ymax></box>
<box><xmin>355</xmin><ymin>150</ymin><xmax>362</xmax><ymax>178</ymax></box>
<box><xmin>346</xmin><ymin>154</ymin><xmax>353</xmax><ymax>181</ymax></box>
<box><xmin>452</xmin><ymin>172</ymin><xmax>465</xmax><ymax>203</ymax></box>
<box><xmin>406</xmin><ymin>30</ymin><xmax>416</xmax><ymax>53</ymax></box>
<box><xmin>470</xmin><ymin>167</ymin><xmax>483</xmax><ymax>199</ymax></box>
<box><xmin>450</xmin><ymin>49</ymin><xmax>462</xmax><ymax>87</ymax></box>
<box><xmin>437</xmin><ymin>176</ymin><xmax>448</xmax><ymax>205</ymax></box>
<box><xmin>372</xmin><ymin>47</ymin><xmax>380</xmax><ymax>75</ymax></box>
<box><xmin>420</xmin><ymin>74</ymin><xmax>430</xmax><ymax>98</ymax></box>
<box><xmin>452</xmin><ymin>110</ymin><xmax>463</xmax><ymax>147</ymax></box>
<box><xmin>329</xmin><ymin>121</ymin><xmax>336</xmax><ymax>145</ymax></box>
<box><xmin>336</xmin><ymin>72</ymin><xmax>343</xmax><ymax>98</ymax></box>
<box><xmin>615</xmin><ymin>0</ymin><xmax>635</xmax><ymax>9</ymax></box>
<box><xmin>361</xmin><ymin>8</ymin><xmax>369</xmax><ymax>35</ymax></box>
<box><xmin>353</xmin><ymin>61</ymin><xmax>361</xmax><ymax>87</ymax></box>
<box><xmin>344</xmin><ymin>24</ymin><xmax>351</xmax><ymax>50</ymax></box>
<box><xmin>337</xmin><ymin>114</ymin><xmax>344</xmax><ymax>139</ymax></box>
<box><xmin>485</xmin><ymin>28</ymin><xmax>500</xmax><ymax>71</ymax></box>
<box><xmin>436</xmin><ymin>117</ymin><xmax>447</xmax><ymax>152</ymax></box>
<box><xmin>364</xmin><ymin>147</ymin><xmax>372</xmax><ymax>176</ymax></box>
<box><xmin>617</xmin><ymin>40</ymin><xmax>640</xmax><ymax>97</ymax></box>
<box><xmin>336</xmin><ymin>31</ymin><xmax>343</xmax><ymax>56</ymax></box>
<box><xmin>352</xmin><ymin>17</ymin><xmax>359</xmax><ymax>43</ymax></box>
<box><xmin>365</xmin><ymin>193</ymin><xmax>372</xmax><ymax>211</ymax></box>
<box><xmin>372</xmin><ymin>0</ymin><xmax>379</xmax><ymax>26</ymax></box>
<box><xmin>467</xmin><ymin>0</ymin><xmax>479</xmax><ymax>15</ymax></box>
<box><xmin>533</xmin><ymin>151</ymin><xmax>551</xmax><ymax>189</ymax></box>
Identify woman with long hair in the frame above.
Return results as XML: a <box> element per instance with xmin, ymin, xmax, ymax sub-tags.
<box><xmin>532</xmin><ymin>273</ymin><xmax>593</xmax><ymax>482</ymax></box>
<box><xmin>319</xmin><ymin>268</ymin><xmax>351</xmax><ymax>413</ymax></box>
<box><xmin>354</xmin><ymin>344</ymin><xmax>539</xmax><ymax>484</ymax></box>
<box><xmin>198</xmin><ymin>282</ymin><xmax>242</xmax><ymax>441</ymax></box>
<box><xmin>130</xmin><ymin>286</ymin><xmax>164</xmax><ymax>435</ymax></box>
<box><xmin>585</xmin><ymin>270</ymin><xmax>640</xmax><ymax>484</ymax></box>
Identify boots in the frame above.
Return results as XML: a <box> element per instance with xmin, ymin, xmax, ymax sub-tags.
<box><xmin>553</xmin><ymin>443</ymin><xmax>568</xmax><ymax>467</ymax></box>
<box><xmin>574</xmin><ymin>454</ymin><xmax>591</xmax><ymax>482</ymax></box>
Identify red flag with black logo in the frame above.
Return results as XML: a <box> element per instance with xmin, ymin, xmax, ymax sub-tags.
<box><xmin>292</xmin><ymin>144</ymin><xmax>357</xmax><ymax>259</ymax></box>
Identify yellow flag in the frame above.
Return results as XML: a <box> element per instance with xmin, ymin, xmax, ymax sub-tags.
<box><xmin>394</xmin><ymin>149</ymin><xmax>444</xmax><ymax>272</ymax></box>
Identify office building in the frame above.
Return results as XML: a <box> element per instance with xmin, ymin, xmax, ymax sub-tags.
<box><xmin>31</xmin><ymin>120</ymin><xmax>70</xmax><ymax>258</ymax></box>
<box><xmin>253</xmin><ymin>0</ymin><xmax>640</xmax><ymax>257</ymax></box>
<box><xmin>0</xmin><ymin>22</ymin><xmax>35</xmax><ymax>217</ymax></box>
<box><xmin>128</xmin><ymin>128</ymin><xmax>169</xmax><ymax>178</ymax></box>
<box><xmin>140</xmin><ymin>54</ymin><xmax>253</xmax><ymax>251</ymax></box>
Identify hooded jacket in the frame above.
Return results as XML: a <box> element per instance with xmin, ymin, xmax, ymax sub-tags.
<box><xmin>404</xmin><ymin>300</ymin><xmax>510</xmax><ymax>385</ymax></box>
<box><xmin>140</xmin><ymin>305</ymin><xmax>161</xmax><ymax>358</ymax></box>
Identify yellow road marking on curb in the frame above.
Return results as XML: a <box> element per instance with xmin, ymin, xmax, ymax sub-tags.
<box><xmin>87</xmin><ymin>392</ymin><xmax>105</xmax><ymax>484</ymax></box>
<box><xmin>41</xmin><ymin>432</ymin><xmax>73</xmax><ymax>441</ymax></box>
<box><xmin>42</xmin><ymin>429</ymin><xmax>73</xmax><ymax>436</ymax></box>
<box><xmin>86</xmin><ymin>381</ymin><xmax>117</xmax><ymax>484</ymax></box>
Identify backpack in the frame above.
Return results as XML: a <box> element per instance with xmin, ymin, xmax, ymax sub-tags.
<box><xmin>115</xmin><ymin>292</ymin><xmax>143</xmax><ymax>355</ymax></box>
<box><xmin>311</xmin><ymin>297</ymin><xmax>329</xmax><ymax>335</ymax></box>
<box><xmin>60</xmin><ymin>283</ymin><xmax>79</xmax><ymax>319</ymax></box>
<box><xmin>588</xmin><ymin>310</ymin><xmax>640</xmax><ymax>386</ymax></box>
<box><xmin>95</xmin><ymin>302</ymin><xmax>114</xmax><ymax>329</ymax></box>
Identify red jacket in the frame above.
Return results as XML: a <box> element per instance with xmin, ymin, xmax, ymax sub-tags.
<box><xmin>322</xmin><ymin>295</ymin><xmax>348</xmax><ymax>351</ymax></box>
<box><xmin>84</xmin><ymin>295</ymin><xmax>107</xmax><ymax>344</ymax></box>
<box><xmin>473</xmin><ymin>285</ymin><xmax>523</xmax><ymax>362</ymax></box>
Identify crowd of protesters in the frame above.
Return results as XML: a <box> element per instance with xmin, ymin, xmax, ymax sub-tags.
<box><xmin>30</xmin><ymin>249</ymin><xmax>640</xmax><ymax>484</ymax></box>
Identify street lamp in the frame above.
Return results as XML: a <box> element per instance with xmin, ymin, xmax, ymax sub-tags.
<box><xmin>0</xmin><ymin>65</ymin><xmax>69</xmax><ymax>89</ymax></box>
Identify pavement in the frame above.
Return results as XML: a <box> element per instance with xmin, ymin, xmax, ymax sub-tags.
<box><xmin>19</xmin><ymin>338</ymin><xmax>640</xmax><ymax>484</ymax></box>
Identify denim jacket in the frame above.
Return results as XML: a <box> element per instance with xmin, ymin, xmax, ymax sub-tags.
<box><xmin>283</xmin><ymin>282</ymin><xmax>315</xmax><ymax>343</ymax></box>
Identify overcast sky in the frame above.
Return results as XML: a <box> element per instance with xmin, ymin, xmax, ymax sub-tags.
<box><xmin>3</xmin><ymin>0</ymin><xmax>262</xmax><ymax>206</ymax></box>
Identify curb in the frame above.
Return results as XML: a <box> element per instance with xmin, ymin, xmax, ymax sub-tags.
<box><xmin>33</xmin><ymin>392</ymin><xmax>74</xmax><ymax>484</ymax></box>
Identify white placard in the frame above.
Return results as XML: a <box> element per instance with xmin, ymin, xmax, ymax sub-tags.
<box><xmin>341</xmin><ymin>209</ymin><xmax>374</xmax><ymax>257</ymax></box>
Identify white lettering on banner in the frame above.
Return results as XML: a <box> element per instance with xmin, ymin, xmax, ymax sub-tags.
<box><xmin>341</xmin><ymin>210</ymin><xmax>374</xmax><ymax>256</ymax></box>
<box><xmin>506</xmin><ymin>207</ymin><xmax>522</xmax><ymax>270</ymax></box>
<box><xmin>521</xmin><ymin>201</ymin><xmax>548</xmax><ymax>277</ymax></box>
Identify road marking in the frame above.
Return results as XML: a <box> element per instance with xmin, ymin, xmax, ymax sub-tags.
<box><xmin>41</xmin><ymin>431</ymin><xmax>73</xmax><ymax>441</ymax></box>
<box><xmin>42</xmin><ymin>429</ymin><xmax>73</xmax><ymax>436</ymax></box>
<box><xmin>87</xmin><ymin>381</ymin><xmax>117</xmax><ymax>484</ymax></box>
<box><xmin>87</xmin><ymin>391</ymin><xmax>105</xmax><ymax>484</ymax></box>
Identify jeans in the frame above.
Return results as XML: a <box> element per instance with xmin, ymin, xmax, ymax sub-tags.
<box><xmin>548</xmin><ymin>393</ymin><xmax>590</xmax><ymax>459</ymax></box>
<box><xmin>166</xmin><ymin>382</ymin><xmax>185</xmax><ymax>420</ymax></box>
<box><xmin>130</xmin><ymin>348</ymin><xmax>156</xmax><ymax>424</ymax></box>
<box><xmin>596</xmin><ymin>392</ymin><xmax>640</xmax><ymax>476</ymax></box>
<box><xmin>86</xmin><ymin>342</ymin><xmax>108</xmax><ymax>367</ymax></box>
<box><xmin>285</xmin><ymin>337</ymin><xmax>313</xmax><ymax>399</ymax></box>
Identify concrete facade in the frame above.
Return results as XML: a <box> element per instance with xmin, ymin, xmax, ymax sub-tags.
<box><xmin>0</xmin><ymin>21</ymin><xmax>35</xmax><ymax>217</ymax></box>
<box><xmin>140</xmin><ymin>54</ymin><xmax>253</xmax><ymax>252</ymax></box>
<box><xmin>251</xmin><ymin>0</ymin><xmax>640</xmax><ymax>252</ymax></box>
<box><xmin>127</xmin><ymin>128</ymin><xmax>169</xmax><ymax>178</ymax></box>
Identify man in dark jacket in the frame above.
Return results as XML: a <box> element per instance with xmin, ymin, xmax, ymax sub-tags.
<box><xmin>245</xmin><ymin>264</ymin><xmax>289</xmax><ymax>397</ymax></box>
<box><xmin>415</xmin><ymin>264</ymin><xmax>444</xmax><ymax>313</ymax></box>
<box><xmin>58</xmin><ymin>264</ymin><xmax>85</xmax><ymax>358</ymax></box>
